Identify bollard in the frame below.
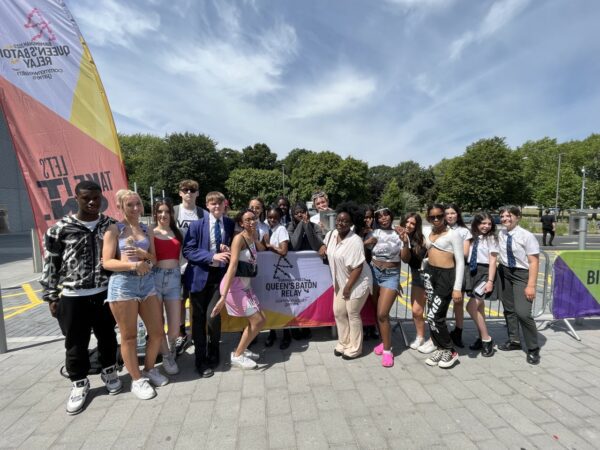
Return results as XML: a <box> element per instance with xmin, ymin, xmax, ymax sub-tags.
<box><xmin>578</xmin><ymin>215</ymin><xmax>587</xmax><ymax>250</ymax></box>
<box><xmin>31</xmin><ymin>228</ymin><xmax>43</xmax><ymax>273</ymax></box>
<box><xmin>0</xmin><ymin>284</ymin><xmax>8</xmax><ymax>353</ymax></box>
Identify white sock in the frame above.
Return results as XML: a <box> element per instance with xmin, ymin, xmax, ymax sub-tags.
<box><xmin>482</xmin><ymin>337</ymin><xmax>492</xmax><ymax>342</ymax></box>
<box><xmin>383</xmin><ymin>349</ymin><xmax>393</xmax><ymax>355</ymax></box>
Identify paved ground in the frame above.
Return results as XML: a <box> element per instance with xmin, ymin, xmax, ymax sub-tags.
<box><xmin>2</xmin><ymin>233</ymin><xmax>600</xmax><ymax>449</ymax></box>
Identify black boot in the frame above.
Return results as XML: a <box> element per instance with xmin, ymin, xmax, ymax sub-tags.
<box><xmin>527</xmin><ymin>347</ymin><xmax>540</xmax><ymax>365</ymax></box>
<box><xmin>450</xmin><ymin>327</ymin><xmax>464</xmax><ymax>348</ymax></box>
<box><xmin>469</xmin><ymin>338</ymin><xmax>482</xmax><ymax>351</ymax></box>
<box><xmin>481</xmin><ymin>339</ymin><xmax>494</xmax><ymax>357</ymax></box>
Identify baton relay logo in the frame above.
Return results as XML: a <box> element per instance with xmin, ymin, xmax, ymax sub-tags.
<box><xmin>25</xmin><ymin>8</ymin><xmax>57</xmax><ymax>41</ymax></box>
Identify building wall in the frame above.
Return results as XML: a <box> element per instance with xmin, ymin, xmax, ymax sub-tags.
<box><xmin>0</xmin><ymin>111</ymin><xmax>34</xmax><ymax>233</ymax></box>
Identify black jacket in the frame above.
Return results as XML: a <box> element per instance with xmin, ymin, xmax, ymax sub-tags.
<box><xmin>40</xmin><ymin>214</ymin><xmax>116</xmax><ymax>302</ymax></box>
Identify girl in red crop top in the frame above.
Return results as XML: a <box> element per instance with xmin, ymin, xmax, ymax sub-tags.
<box><xmin>153</xmin><ymin>199</ymin><xmax>184</xmax><ymax>375</ymax></box>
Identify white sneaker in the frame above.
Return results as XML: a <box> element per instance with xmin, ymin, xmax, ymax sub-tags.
<box><xmin>409</xmin><ymin>336</ymin><xmax>425</xmax><ymax>350</ymax></box>
<box><xmin>66</xmin><ymin>378</ymin><xmax>90</xmax><ymax>415</ymax></box>
<box><xmin>131</xmin><ymin>377</ymin><xmax>156</xmax><ymax>400</ymax></box>
<box><xmin>243</xmin><ymin>349</ymin><xmax>260</xmax><ymax>361</ymax></box>
<box><xmin>438</xmin><ymin>350</ymin><xmax>459</xmax><ymax>369</ymax></box>
<box><xmin>418</xmin><ymin>339</ymin><xmax>436</xmax><ymax>354</ymax></box>
<box><xmin>161</xmin><ymin>353</ymin><xmax>179</xmax><ymax>375</ymax></box>
<box><xmin>100</xmin><ymin>365</ymin><xmax>122</xmax><ymax>395</ymax></box>
<box><xmin>425</xmin><ymin>349</ymin><xmax>444</xmax><ymax>366</ymax></box>
<box><xmin>142</xmin><ymin>367</ymin><xmax>169</xmax><ymax>387</ymax></box>
<box><xmin>231</xmin><ymin>352</ymin><xmax>257</xmax><ymax>370</ymax></box>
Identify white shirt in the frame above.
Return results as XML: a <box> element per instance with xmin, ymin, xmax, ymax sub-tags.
<box><xmin>498</xmin><ymin>225</ymin><xmax>539</xmax><ymax>269</ymax></box>
<box><xmin>450</xmin><ymin>224</ymin><xmax>472</xmax><ymax>241</ymax></box>
<box><xmin>371</xmin><ymin>228</ymin><xmax>403</xmax><ymax>263</ymax></box>
<box><xmin>424</xmin><ymin>227</ymin><xmax>465</xmax><ymax>291</ymax></box>
<box><xmin>257</xmin><ymin>222</ymin><xmax>269</xmax><ymax>242</ymax></box>
<box><xmin>468</xmin><ymin>235</ymin><xmax>499</xmax><ymax>265</ymax></box>
<box><xmin>177</xmin><ymin>206</ymin><xmax>199</xmax><ymax>231</ymax></box>
<box><xmin>325</xmin><ymin>230</ymin><xmax>373</xmax><ymax>298</ymax></box>
<box><xmin>268</xmin><ymin>224</ymin><xmax>290</xmax><ymax>247</ymax></box>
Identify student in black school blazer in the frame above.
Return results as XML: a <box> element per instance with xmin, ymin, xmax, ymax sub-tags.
<box><xmin>183</xmin><ymin>192</ymin><xmax>235</xmax><ymax>378</ymax></box>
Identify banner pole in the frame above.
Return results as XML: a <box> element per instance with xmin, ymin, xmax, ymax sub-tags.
<box><xmin>0</xmin><ymin>284</ymin><xmax>7</xmax><ymax>353</ymax></box>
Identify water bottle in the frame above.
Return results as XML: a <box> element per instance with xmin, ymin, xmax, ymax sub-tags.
<box><xmin>136</xmin><ymin>319</ymin><xmax>146</xmax><ymax>349</ymax></box>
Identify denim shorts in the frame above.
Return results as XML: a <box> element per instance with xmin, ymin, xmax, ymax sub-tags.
<box><xmin>106</xmin><ymin>271</ymin><xmax>157</xmax><ymax>302</ymax></box>
<box><xmin>371</xmin><ymin>264</ymin><xmax>400</xmax><ymax>291</ymax></box>
<box><xmin>411</xmin><ymin>268</ymin><xmax>426</xmax><ymax>289</ymax></box>
<box><xmin>153</xmin><ymin>267</ymin><xmax>181</xmax><ymax>301</ymax></box>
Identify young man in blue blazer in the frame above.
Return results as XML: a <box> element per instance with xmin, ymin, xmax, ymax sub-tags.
<box><xmin>183</xmin><ymin>191</ymin><xmax>234</xmax><ymax>378</ymax></box>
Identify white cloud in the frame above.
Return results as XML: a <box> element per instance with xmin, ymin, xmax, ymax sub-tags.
<box><xmin>162</xmin><ymin>20</ymin><xmax>297</xmax><ymax>97</ymax></box>
<box><xmin>70</xmin><ymin>0</ymin><xmax>160</xmax><ymax>47</ymax></box>
<box><xmin>413</xmin><ymin>73</ymin><xmax>440</xmax><ymax>98</ymax></box>
<box><xmin>284</xmin><ymin>69</ymin><xmax>376</xmax><ymax>119</ymax></box>
<box><xmin>384</xmin><ymin>0</ymin><xmax>453</xmax><ymax>12</ymax></box>
<box><xmin>449</xmin><ymin>0</ymin><xmax>530</xmax><ymax>60</ymax></box>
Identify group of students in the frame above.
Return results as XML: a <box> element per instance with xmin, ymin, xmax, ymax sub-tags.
<box><xmin>41</xmin><ymin>179</ymin><xmax>541</xmax><ymax>416</ymax></box>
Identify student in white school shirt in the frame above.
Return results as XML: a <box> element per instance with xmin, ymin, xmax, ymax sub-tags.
<box><xmin>263</xmin><ymin>207</ymin><xmax>292</xmax><ymax>349</ymax></box>
<box><xmin>496</xmin><ymin>206</ymin><xmax>541</xmax><ymax>365</ymax></box>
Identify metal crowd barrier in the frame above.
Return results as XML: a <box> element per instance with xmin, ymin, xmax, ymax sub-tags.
<box><xmin>391</xmin><ymin>250</ymin><xmax>554</xmax><ymax>346</ymax></box>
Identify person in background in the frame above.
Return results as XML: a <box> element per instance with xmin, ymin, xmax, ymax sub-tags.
<box><xmin>41</xmin><ymin>180</ymin><xmax>121</xmax><ymax>415</ymax></box>
<box><xmin>263</xmin><ymin>207</ymin><xmax>292</xmax><ymax>348</ymax></box>
<box><xmin>152</xmin><ymin>198</ymin><xmax>184</xmax><ymax>375</ymax></box>
<box><xmin>540</xmin><ymin>209</ymin><xmax>556</xmax><ymax>246</ymax></box>
<box><xmin>464</xmin><ymin>212</ymin><xmax>498</xmax><ymax>357</ymax></box>
<box><xmin>363</xmin><ymin>207</ymin><xmax>402</xmax><ymax>367</ymax></box>
<box><xmin>324</xmin><ymin>203</ymin><xmax>373</xmax><ymax>360</ymax></box>
<box><xmin>211</xmin><ymin>209</ymin><xmax>266</xmax><ymax>370</ymax></box>
<box><xmin>497</xmin><ymin>206</ymin><xmax>541</xmax><ymax>365</ymax></box>
<box><xmin>103</xmin><ymin>189</ymin><xmax>167</xmax><ymax>399</ymax></box>
<box><xmin>277</xmin><ymin>196</ymin><xmax>292</xmax><ymax>227</ymax></box>
<box><xmin>249</xmin><ymin>197</ymin><xmax>269</xmax><ymax>242</ymax></box>
<box><xmin>444</xmin><ymin>203</ymin><xmax>472</xmax><ymax>348</ymax></box>
<box><xmin>361</xmin><ymin>206</ymin><xmax>379</xmax><ymax>340</ymax></box>
<box><xmin>310</xmin><ymin>191</ymin><xmax>334</xmax><ymax>234</ymax></box>
<box><xmin>421</xmin><ymin>204</ymin><xmax>464</xmax><ymax>369</ymax></box>
<box><xmin>183</xmin><ymin>191</ymin><xmax>235</xmax><ymax>378</ymax></box>
<box><xmin>173</xmin><ymin>179</ymin><xmax>203</xmax><ymax>357</ymax></box>
<box><xmin>397</xmin><ymin>212</ymin><xmax>428</xmax><ymax>351</ymax></box>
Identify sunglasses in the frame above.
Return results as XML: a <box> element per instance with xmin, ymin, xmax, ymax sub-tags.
<box><xmin>181</xmin><ymin>188</ymin><xmax>197</xmax><ymax>194</ymax></box>
<box><xmin>311</xmin><ymin>191</ymin><xmax>326</xmax><ymax>201</ymax></box>
<box><xmin>428</xmin><ymin>214</ymin><xmax>444</xmax><ymax>221</ymax></box>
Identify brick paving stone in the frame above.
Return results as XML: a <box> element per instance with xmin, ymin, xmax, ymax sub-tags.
<box><xmin>80</xmin><ymin>429</ymin><xmax>121</xmax><ymax>449</ymax></box>
<box><xmin>328</xmin><ymin>367</ymin><xmax>356</xmax><ymax>391</ymax></box>
<box><xmin>398</xmin><ymin>378</ymin><xmax>434</xmax><ymax>404</ymax></box>
<box><xmin>267</xmin><ymin>387</ymin><xmax>291</xmax><ymax>416</ymax></box>
<box><xmin>349</xmin><ymin>415</ymin><xmax>390</xmax><ymax>449</ymax></box>
<box><xmin>239</xmin><ymin>396</ymin><xmax>266</xmax><ymax>427</ymax></box>
<box><xmin>490</xmin><ymin>426</ymin><xmax>536</xmax><ymax>449</ymax></box>
<box><xmin>540</xmin><ymin>422</ymin><xmax>597</xmax><ymax>449</ymax></box>
<box><xmin>241</xmin><ymin>372</ymin><xmax>265</xmax><ymax>398</ymax></box>
<box><xmin>443</xmin><ymin>432</ymin><xmax>479</xmax><ymax>450</ymax></box>
<box><xmin>317</xmin><ymin>410</ymin><xmax>355</xmax><ymax>446</ymax></box>
<box><xmin>312</xmin><ymin>385</ymin><xmax>340</xmax><ymax>411</ymax></box>
<box><xmin>294</xmin><ymin>419</ymin><xmax>329</xmax><ymax>450</ymax></box>
<box><xmin>305</xmin><ymin>364</ymin><xmax>332</xmax><ymax>386</ymax></box>
<box><xmin>452</xmin><ymin>407</ymin><xmax>496</xmax><ymax>442</ymax></box>
<box><xmin>356</xmin><ymin>380</ymin><xmax>387</xmax><ymax>407</ymax></box>
<box><xmin>286</xmin><ymin>370</ymin><xmax>310</xmax><ymax>394</ymax></box>
<box><xmin>237</xmin><ymin>425</ymin><xmax>268</xmax><ymax>449</ymax></box>
<box><xmin>289</xmin><ymin>392</ymin><xmax>318</xmax><ymax>422</ymax></box>
<box><xmin>335</xmin><ymin>389</ymin><xmax>370</xmax><ymax>418</ymax></box>
<box><xmin>267</xmin><ymin>414</ymin><xmax>296</xmax><ymax>449</ymax></box>
<box><xmin>459</xmin><ymin>398</ymin><xmax>508</xmax><ymax>430</ymax></box>
<box><xmin>205</xmin><ymin>419</ymin><xmax>238</xmax><ymax>450</ymax></box>
<box><xmin>422</xmin><ymin>383</ymin><xmax>461</xmax><ymax>410</ymax></box>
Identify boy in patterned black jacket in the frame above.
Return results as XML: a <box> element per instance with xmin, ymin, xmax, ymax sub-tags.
<box><xmin>41</xmin><ymin>180</ymin><xmax>121</xmax><ymax>415</ymax></box>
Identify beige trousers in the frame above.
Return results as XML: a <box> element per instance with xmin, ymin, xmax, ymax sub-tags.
<box><xmin>333</xmin><ymin>288</ymin><xmax>368</xmax><ymax>358</ymax></box>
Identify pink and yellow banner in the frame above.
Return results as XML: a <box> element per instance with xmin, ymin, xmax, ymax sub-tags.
<box><xmin>221</xmin><ymin>251</ymin><xmax>376</xmax><ymax>332</ymax></box>
<box><xmin>0</xmin><ymin>1</ymin><xmax>127</xmax><ymax>242</ymax></box>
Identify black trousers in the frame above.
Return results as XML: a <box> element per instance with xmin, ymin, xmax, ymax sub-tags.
<box><xmin>190</xmin><ymin>267</ymin><xmax>223</xmax><ymax>369</ymax></box>
<box><xmin>498</xmin><ymin>265</ymin><xmax>539</xmax><ymax>350</ymax></box>
<box><xmin>423</xmin><ymin>265</ymin><xmax>455</xmax><ymax>351</ymax></box>
<box><xmin>542</xmin><ymin>229</ymin><xmax>555</xmax><ymax>246</ymax></box>
<box><xmin>56</xmin><ymin>291</ymin><xmax>118</xmax><ymax>381</ymax></box>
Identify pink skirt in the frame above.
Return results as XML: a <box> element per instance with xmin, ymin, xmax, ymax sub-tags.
<box><xmin>220</xmin><ymin>277</ymin><xmax>260</xmax><ymax>317</ymax></box>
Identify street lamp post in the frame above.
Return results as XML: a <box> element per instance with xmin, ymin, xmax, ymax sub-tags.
<box><xmin>554</xmin><ymin>153</ymin><xmax>563</xmax><ymax>215</ymax></box>
<box><xmin>578</xmin><ymin>167</ymin><xmax>587</xmax><ymax>250</ymax></box>
<box><xmin>282</xmin><ymin>164</ymin><xmax>285</xmax><ymax>196</ymax></box>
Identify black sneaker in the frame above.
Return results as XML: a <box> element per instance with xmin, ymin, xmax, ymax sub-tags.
<box><xmin>450</xmin><ymin>328</ymin><xmax>464</xmax><ymax>348</ymax></box>
<box><xmin>175</xmin><ymin>334</ymin><xmax>191</xmax><ymax>357</ymax></box>
<box><xmin>498</xmin><ymin>340</ymin><xmax>522</xmax><ymax>351</ymax></box>
<box><xmin>469</xmin><ymin>338</ymin><xmax>483</xmax><ymax>351</ymax></box>
<box><xmin>481</xmin><ymin>339</ymin><xmax>494</xmax><ymax>357</ymax></box>
<box><xmin>527</xmin><ymin>348</ymin><xmax>540</xmax><ymax>365</ymax></box>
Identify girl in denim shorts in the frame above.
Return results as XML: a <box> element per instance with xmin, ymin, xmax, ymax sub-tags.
<box><xmin>363</xmin><ymin>207</ymin><xmax>402</xmax><ymax>367</ymax></box>
<box><xmin>103</xmin><ymin>190</ymin><xmax>167</xmax><ymax>400</ymax></box>
<box><xmin>153</xmin><ymin>198</ymin><xmax>184</xmax><ymax>375</ymax></box>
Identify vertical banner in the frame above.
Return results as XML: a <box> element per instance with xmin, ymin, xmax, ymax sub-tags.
<box><xmin>552</xmin><ymin>251</ymin><xmax>600</xmax><ymax>319</ymax></box>
<box><xmin>221</xmin><ymin>251</ymin><xmax>376</xmax><ymax>332</ymax></box>
<box><xmin>0</xmin><ymin>1</ymin><xmax>127</xmax><ymax>243</ymax></box>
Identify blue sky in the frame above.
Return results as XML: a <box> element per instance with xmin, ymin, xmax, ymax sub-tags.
<box><xmin>68</xmin><ymin>0</ymin><xmax>600</xmax><ymax>167</ymax></box>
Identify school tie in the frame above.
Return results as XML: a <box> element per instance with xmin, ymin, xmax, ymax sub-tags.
<box><xmin>469</xmin><ymin>238</ymin><xmax>479</xmax><ymax>274</ymax></box>
<box><xmin>215</xmin><ymin>220</ymin><xmax>222</xmax><ymax>252</ymax></box>
<box><xmin>506</xmin><ymin>233</ymin><xmax>516</xmax><ymax>269</ymax></box>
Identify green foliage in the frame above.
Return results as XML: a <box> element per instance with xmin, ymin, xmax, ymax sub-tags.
<box><xmin>241</xmin><ymin>143</ymin><xmax>277</xmax><ymax>170</ymax></box>
<box><xmin>225</xmin><ymin>168</ymin><xmax>282</xmax><ymax>209</ymax></box>
<box><xmin>437</xmin><ymin>137</ymin><xmax>528</xmax><ymax>210</ymax></box>
<box><xmin>219</xmin><ymin>148</ymin><xmax>243</xmax><ymax>173</ymax></box>
<box><xmin>367</xmin><ymin>165</ymin><xmax>397</xmax><ymax>204</ymax></box>
<box><xmin>378</xmin><ymin>180</ymin><xmax>420</xmax><ymax>216</ymax></box>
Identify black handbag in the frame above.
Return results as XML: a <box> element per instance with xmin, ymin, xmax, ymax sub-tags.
<box><xmin>235</xmin><ymin>238</ymin><xmax>257</xmax><ymax>277</ymax></box>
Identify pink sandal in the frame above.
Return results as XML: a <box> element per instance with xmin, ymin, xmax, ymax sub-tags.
<box><xmin>382</xmin><ymin>352</ymin><xmax>394</xmax><ymax>368</ymax></box>
<box><xmin>374</xmin><ymin>342</ymin><xmax>384</xmax><ymax>355</ymax></box>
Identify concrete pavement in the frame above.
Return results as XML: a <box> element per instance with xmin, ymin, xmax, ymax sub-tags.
<box><xmin>2</xmin><ymin>234</ymin><xmax>600</xmax><ymax>449</ymax></box>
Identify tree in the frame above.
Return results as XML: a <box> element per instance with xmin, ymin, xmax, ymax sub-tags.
<box><xmin>225</xmin><ymin>169</ymin><xmax>282</xmax><ymax>209</ymax></box>
<box><xmin>367</xmin><ymin>165</ymin><xmax>396</xmax><ymax>205</ymax></box>
<box><xmin>240</xmin><ymin>143</ymin><xmax>277</xmax><ymax>170</ymax></box>
<box><xmin>219</xmin><ymin>147</ymin><xmax>243</xmax><ymax>173</ymax></box>
<box><xmin>437</xmin><ymin>137</ymin><xmax>528</xmax><ymax>210</ymax></box>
